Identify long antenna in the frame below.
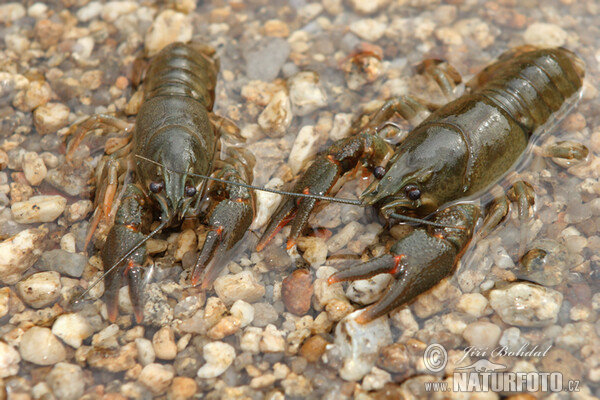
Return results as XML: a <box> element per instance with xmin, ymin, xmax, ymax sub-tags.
<box><xmin>135</xmin><ymin>154</ymin><xmax>362</xmax><ymax>206</ymax></box>
<box><xmin>135</xmin><ymin>154</ymin><xmax>460</xmax><ymax>229</ymax></box>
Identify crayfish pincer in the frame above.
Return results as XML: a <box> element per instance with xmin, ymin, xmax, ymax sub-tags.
<box><xmin>67</xmin><ymin>42</ymin><xmax>255</xmax><ymax>323</ymax></box>
<box><xmin>258</xmin><ymin>46</ymin><xmax>588</xmax><ymax>323</ymax></box>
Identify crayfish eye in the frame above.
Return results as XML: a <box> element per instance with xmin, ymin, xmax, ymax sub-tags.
<box><xmin>405</xmin><ymin>184</ymin><xmax>421</xmax><ymax>201</ymax></box>
<box><xmin>373</xmin><ymin>166</ymin><xmax>386</xmax><ymax>179</ymax></box>
<box><xmin>149</xmin><ymin>181</ymin><xmax>164</xmax><ymax>193</ymax></box>
<box><xmin>185</xmin><ymin>185</ymin><xmax>197</xmax><ymax>197</ymax></box>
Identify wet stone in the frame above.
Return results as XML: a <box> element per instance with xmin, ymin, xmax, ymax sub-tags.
<box><xmin>252</xmin><ymin>302</ymin><xmax>279</xmax><ymax>327</ymax></box>
<box><xmin>51</xmin><ymin>312</ymin><xmax>93</xmax><ymax>349</ymax></box>
<box><xmin>11</xmin><ymin>195</ymin><xmax>67</xmax><ymax>224</ymax></box>
<box><xmin>489</xmin><ymin>282</ymin><xmax>563</xmax><ymax>327</ymax></box>
<box><xmin>197</xmin><ymin>341</ymin><xmax>235</xmax><ymax>378</ymax></box>
<box><xmin>258</xmin><ymin>91</ymin><xmax>293</xmax><ymax>138</ymax></box>
<box><xmin>288</xmin><ymin>72</ymin><xmax>328</xmax><ymax>117</ymax></box>
<box><xmin>214</xmin><ymin>270</ymin><xmax>265</xmax><ymax>306</ymax></box>
<box><xmin>524</xmin><ymin>22</ymin><xmax>567</xmax><ymax>47</ymax></box>
<box><xmin>282</xmin><ymin>269</ymin><xmax>313</xmax><ymax>316</ymax></box>
<box><xmin>138</xmin><ymin>363</ymin><xmax>174</xmax><ymax>396</ymax></box>
<box><xmin>145</xmin><ymin>10</ymin><xmax>192</xmax><ymax>56</ymax></box>
<box><xmin>462</xmin><ymin>321</ymin><xmax>502</xmax><ymax>349</ymax></box>
<box><xmin>334</xmin><ymin>310</ymin><xmax>392</xmax><ymax>381</ymax></box>
<box><xmin>36</xmin><ymin>249</ymin><xmax>87</xmax><ymax>278</ymax></box>
<box><xmin>33</xmin><ymin>102</ymin><xmax>70</xmax><ymax>136</ymax></box>
<box><xmin>153</xmin><ymin>326</ymin><xmax>177</xmax><ymax>360</ymax></box>
<box><xmin>19</xmin><ymin>326</ymin><xmax>66</xmax><ymax>366</ymax></box>
<box><xmin>46</xmin><ymin>362</ymin><xmax>85</xmax><ymax>400</ymax></box>
<box><xmin>0</xmin><ymin>341</ymin><xmax>20</xmax><ymax>378</ymax></box>
<box><xmin>16</xmin><ymin>271</ymin><xmax>61</xmax><ymax>309</ymax></box>
<box><xmin>246</xmin><ymin>39</ymin><xmax>291</xmax><ymax>82</ymax></box>
<box><xmin>0</xmin><ymin>227</ymin><xmax>47</xmax><ymax>285</ymax></box>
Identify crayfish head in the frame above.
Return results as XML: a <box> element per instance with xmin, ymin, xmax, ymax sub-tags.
<box><xmin>360</xmin><ymin>124</ymin><xmax>469</xmax><ymax>221</ymax></box>
<box><xmin>137</xmin><ymin>146</ymin><xmax>205</xmax><ymax>225</ymax></box>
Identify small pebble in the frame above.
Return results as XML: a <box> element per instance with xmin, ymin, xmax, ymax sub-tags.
<box><xmin>11</xmin><ymin>195</ymin><xmax>67</xmax><ymax>223</ymax></box>
<box><xmin>288</xmin><ymin>125</ymin><xmax>322</xmax><ymax>175</ymax></box>
<box><xmin>489</xmin><ymin>282</ymin><xmax>563</xmax><ymax>327</ymax></box>
<box><xmin>168</xmin><ymin>377</ymin><xmax>197</xmax><ymax>400</ymax></box>
<box><xmin>145</xmin><ymin>10</ymin><xmax>192</xmax><ymax>56</ymax></box>
<box><xmin>33</xmin><ymin>103</ymin><xmax>70</xmax><ymax>135</ymax></box>
<box><xmin>51</xmin><ymin>313</ymin><xmax>94</xmax><ymax>349</ymax></box>
<box><xmin>214</xmin><ymin>270</ymin><xmax>265</xmax><ymax>305</ymax></box>
<box><xmin>0</xmin><ymin>341</ymin><xmax>20</xmax><ymax>378</ymax></box>
<box><xmin>524</xmin><ymin>23</ymin><xmax>567</xmax><ymax>48</ymax></box>
<box><xmin>0</xmin><ymin>3</ymin><xmax>26</xmax><ymax>24</ymax></box>
<box><xmin>462</xmin><ymin>321</ymin><xmax>502</xmax><ymax>348</ymax></box>
<box><xmin>16</xmin><ymin>271</ymin><xmax>61</xmax><ymax>308</ymax></box>
<box><xmin>349</xmin><ymin>18</ymin><xmax>387</xmax><ymax>42</ymax></box>
<box><xmin>197</xmin><ymin>341</ymin><xmax>235</xmax><ymax>378</ymax></box>
<box><xmin>258</xmin><ymin>91</ymin><xmax>293</xmax><ymax>137</ymax></box>
<box><xmin>46</xmin><ymin>362</ymin><xmax>85</xmax><ymax>400</ymax></box>
<box><xmin>135</xmin><ymin>338</ymin><xmax>156</xmax><ymax>366</ymax></box>
<box><xmin>299</xmin><ymin>335</ymin><xmax>328</xmax><ymax>362</ymax></box>
<box><xmin>288</xmin><ymin>72</ymin><xmax>328</xmax><ymax>116</ymax></box>
<box><xmin>296</xmin><ymin>236</ymin><xmax>327</xmax><ymax>268</ymax></box>
<box><xmin>19</xmin><ymin>326</ymin><xmax>66</xmax><ymax>366</ymax></box>
<box><xmin>260</xmin><ymin>324</ymin><xmax>286</xmax><ymax>353</ymax></box>
<box><xmin>36</xmin><ymin>249</ymin><xmax>88</xmax><ymax>278</ymax></box>
<box><xmin>334</xmin><ymin>310</ymin><xmax>392</xmax><ymax>381</ymax></box>
<box><xmin>138</xmin><ymin>363</ymin><xmax>174</xmax><ymax>395</ymax></box>
<box><xmin>456</xmin><ymin>293</ymin><xmax>490</xmax><ymax>318</ymax></box>
<box><xmin>282</xmin><ymin>269</ymin><xmax>313</xmax><ymax>316</ymax></box>
<box><xmin>230</xmin><ymin>300</ymin><xmax>255</xmax><ymax>327</ymax></box>
<box><xmin>153</xmin><ymin>326</ymin><xmax>177</xmax><ymax>360</ymax></box>
<box><xmin>0</xmin><ymin>227</ymin><xmax>47</xmax><ymax>285</ymax></box>
<box><xmin>246</xmin><ymin>39</ymin><xmax>290</xmax><ymax>82</ymax></box>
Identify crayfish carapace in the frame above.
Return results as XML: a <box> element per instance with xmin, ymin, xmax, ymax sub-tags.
<box><xmin>257</xmin><ymin>46</ymin><xmax>589</xmax><ymax>323</ymax></box>
<box><xmin>67</xmin><ymin>43</ymin><xmax>256</xmax><ymax>323</ymax></box>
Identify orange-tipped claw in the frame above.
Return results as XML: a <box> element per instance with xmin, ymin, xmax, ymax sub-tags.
<box><xmin>192</xmin><ymin>197</ymin><xmax>253</xmax><ymax>289</ymax></box>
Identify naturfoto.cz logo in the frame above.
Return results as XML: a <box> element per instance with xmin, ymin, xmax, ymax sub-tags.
<box><xmin>423</xmin><ymin>343</ymin><xmax>581</xmax><ymax>393</ymax></box>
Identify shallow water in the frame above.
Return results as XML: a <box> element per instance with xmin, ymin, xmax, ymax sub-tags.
<box><xmin>1</xmin><ymin>0</ymin><xmax>599</xmax><ymax>398</ymax></box>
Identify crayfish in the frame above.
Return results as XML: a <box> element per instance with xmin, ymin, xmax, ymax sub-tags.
<box><xmin>257</xmin><ymin>46</ymin><xmax>589</xmax><ymax>323</ymax></box>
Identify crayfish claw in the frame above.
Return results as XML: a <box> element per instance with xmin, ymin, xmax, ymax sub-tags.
<box><xmin>125</xmin><ymin>261</ymin><xmax>145</xmax><ymax>324</ymax></box>
<box><xmin>327</xmin><ymin>254</ymin><xmax>403</xmax><ymax>285</ymax></box>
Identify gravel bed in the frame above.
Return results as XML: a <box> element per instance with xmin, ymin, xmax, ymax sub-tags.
<box><xmin>0</xmin><ymin>0</ymin><xmax>599</xmax><ymax>399</ymax></box>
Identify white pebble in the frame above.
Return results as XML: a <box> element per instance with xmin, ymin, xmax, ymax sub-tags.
<box><xmin>23</xmin><ymin>152</ymin><xmax>47</xmax><ymax>186</ymax></box>
<box><xmin>214</xmin><ymin>270</ymin><xmax>265</xmax><ymax>305</ymax></box>
<box><xmin>11</xmin><ymin>195</ymin><xmax>67</xmax><ymax>223</ymax></box>
<box><xmin>46</xmin><ymin>363</ymin><xmax>85</xmax><ymax>400</ymax></box>
<box><xmin>230</xmin><ymin>300</ymin><xmax>255</xmax><ymax>327</ymax></box>
<box><xmin>327</xmin><ymin>221</ymin><xmax>362</xmax><ymax>253</ymax></box>
<box><xmin>145</xmin><ymin>10</ymin><xmax>192</xmax><ymax>57</ymax></box>
<box><xmin>101</xmin><ymin>1</ymin><xmax>138</xmax><ymax>22</ymax></box>
<box><xmin>489</xmin><ymin>282</ymin><xmax>563</xmax><ymax>327</ymax></box>
<box><xmin>0</xmin><ymin>3</ymin><xmax>26</xmax><ymax>23</ymax></box>
<box><xmin>289</xmin><ymin>125</ymin><xmax>322</xmax><ymax>175</ymax></box>
<box><xmin>462</xmin><ymin>321</ymin><xmax>501</xmax><ymax>348</ymax></box>
<box><xmin>19</xmin><ymin>327</ymin><xmax>66</xmax><ymax>366</ymax></box>
<box><xmin>0</xmin><ymin>341</ymin><xmax>20</xmax><ymax>377</ymax></box>
<box><xmin>77</xmin><ymin>1</ymin><xmax>103</xmax><ymax>22</ymax></box>
<box><xmin>349</xmin><ymin>18</ymin><xmax>387</xmax><ymax>42</ymax></box>
<box><xmin>33</xmin><ymin>102</ymin><xmax>70</xmax><ymax>135</ymax></box>
<box><xmin>288</xmin><ymin>72</ymin><xmax>328</xmax><ymax>116</ymax></box>
<box><xmin>240</xmin><ymin>327</ymin><xmax>263</xmax><ymax>354</ymax></box>
<box><xmin>334</xmin><ymin>310</ymin><xmax>392</xmax><ymax>381</ymax></box>
<box><xmin>138</xmin><ymin>363</ymin><xmax>174</xmax><ymax>395</ymax></box>
<box><xmin>135</xmin><ymin>338</ymin><xmax>156</xmax><ymax>366</ymax></box>
<box><xmin>456</xmin><ymin>293</ymin><xmax>489</xmax><ymax>318</ymax></box>
<box><xmin>0</xmin><ymin>228</ymin><xmax>47</xmax><ymax>285</ymax></box>
<box><xmin>329</xmin><ymin>113</ymin><xmax>353</xmax><ymax>141</ymax></box>
<box><xmin>346</xmin><ymin>274</ymin><xmax>392</xmax><ymax>305</ymax></box>
<box><xmin>59</xmin><ymin>233</ymin><xmax>76</xmax><ymax>253</ymax></box>
<box><xmin>152</xmin><ymin>326</ymin><xmax>177</xmax><ymax>360</ymax></box>
<box><xmin>197</xmin><ymin>342</ymin><xmax>235</xmax><ymax>378</ymax></box>
<box><xmin>524</xmin><ymin>23</ymin><xmax>567</xmax><ymax>48</ymax></box>
<box><xmin>27</xmin><ymin>3</ymin><xmax>48</xmax><ymax>19</ymax></box>
<box><xmin>16</xmin><ymin>271</ymin><xmax>61</xmax><ymax>308</ymax></box>
<box><xmin>51</xmin><ymin>313</ymin><xmax>93</xmax><ymax>349</ymax></box>
<box><xmin>258</xmin><ymin>91</ymin><xmax>293</xmax><ymax>137</ymax></box>
<box><xmin>251</xmin><ymin>178</ymin><xmax>284</xmax><ymax>230</ymax></box>
<box><xmin>260</xmin><ymin>324</ymin><xmax>286</xmax><ymax>353</ymax></box>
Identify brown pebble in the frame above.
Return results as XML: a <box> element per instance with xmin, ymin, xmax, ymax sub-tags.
<box><xmin>169</xmin><ymin>376</ymin><xmax>197</xmax><ymax>400</ymax></box>
<box><xmin>505</xmin><ymin>395</ymin><xmax>536</xmax><ymax>400</ymax></box>
<box><xmin>263</xmin><ymin>19</ymin><xmax>290</xmax><ymax>37</ymax></box>
<box><xmin>376</xmin><ymin>343</ymin><xmax>410</xmax><ymax>374</ymax></box>
<box><xmin>0</xmin><ymin>149</ymin><xmax>8</xmax><ymax>170</ymax></box>
<box><xmin>282</xmin><ymin>269</ymin><xmax>313</xmax><ymax>316</ymax></box>
<box><xmin>299</xmin><ymin>335</ymin><xmax>328</xmax><ymax>363</ymax></box>
<box><xmin>115</xmin><ymin>76</ymin><xmax>129</xmax><ymax>90</ymax></box>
